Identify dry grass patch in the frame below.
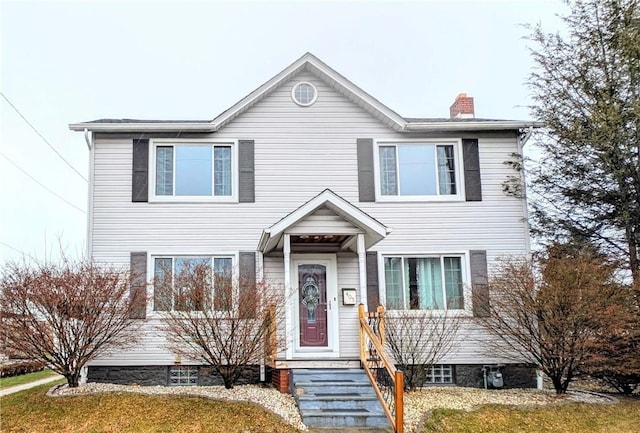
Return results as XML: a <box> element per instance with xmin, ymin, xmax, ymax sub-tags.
<box><xmin>0</xmin><ymin>369</ymin><xmax>57</xmax><ymax>390</ymax></box>
<box><xmin>420</xmin><ymin>397</ymin><xmax>640</xmax><ymax>433</ymax></box>
<box><xmin>0</xmin><ymin>383</ymin><xmax>301</xmax><ymax>433</ymax></box>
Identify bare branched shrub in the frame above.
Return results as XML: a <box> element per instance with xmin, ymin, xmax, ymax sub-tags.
<box><xmin>0</xmin><ymin>259</ymin><xmax>141</xmax><ymax>387</ymax></box>
<box><xmin>581</xmin><ymin>284</ymin><xmax>640</xmax><ymax>395</ymax></box>
<box><xmin>156</xmin><ymin>260</ymin><xmax>284</xmax><ymax>389</ymax></box>
<box><xmin>481</xmin><ymin>245</ymin><xmax>629</xmax><ymax>394</ymax></box>
<box><xmin>384</xmin><ymin>309</ymin><xmax>461</xmax><ymax>390</ymax></box>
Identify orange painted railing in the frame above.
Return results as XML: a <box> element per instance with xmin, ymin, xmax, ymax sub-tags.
<box><xmin>359</xmin><ymin>304</ymin><xmax>404</xmax><ymax>433</ymax></box>
<box><xmin>264</xmin><ymin>305</ymin><xmax>277</xmax><ymax>367</ymax></box>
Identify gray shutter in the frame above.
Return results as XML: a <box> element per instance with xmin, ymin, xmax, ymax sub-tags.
<box><xmin>130</xmin><ymin>252</ymin><xmax>147</xmax><ymax>319</ymax></box>
<box><xmin>366</xmin><ymin>252</ymin><xmax>380</xmax><ymax>310</ymax></box>
<box><xmin>132</xmin><ymin>139</ymin><xmax>149</xmax><ymax>202</ymax></box>
<box><xmin>470</xmin><ymin>250</ymin><xmax>489</xmax><ymax>317</ymax></box>
<box><xmin>238</xmin><ymin>140</ymin><xmax>255</xmax><ymax>203</ymax></box>
<box><xmin>239</xmin><ymin>252</ymin><xmax>257</xmax><ymax>318</ymax></box>
<box><xmin>357</xmin><ymin>138</ymin><xmax>375</xmax><ymax>202</ymax></box>
<box><xmin>462</xmin><ymin>139</ymin><xmax>482</xmax><ymax>201</ymax></box>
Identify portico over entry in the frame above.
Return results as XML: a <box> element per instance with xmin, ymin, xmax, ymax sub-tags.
<box><xmin>257</xmin><ymin>189</ymin><xmax>391</xmax><ymax>361</ymax></box>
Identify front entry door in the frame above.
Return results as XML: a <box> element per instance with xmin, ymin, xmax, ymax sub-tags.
<box><xmin>292</xmin><ymin>255</ymin><xmax>339</xmax><ymax>356</ymax></box>
<box><xmin>298</xmin><ymin>264</ymin><xmax>328</xmax><ymax>346</ymax></box>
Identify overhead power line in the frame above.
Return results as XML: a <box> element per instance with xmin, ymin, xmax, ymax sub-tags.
<box><xmin>0</xmin><ymin>151</ymin><xmax>86</xmax><ymax>214</ymax></box>
<box><xmin>0</xmin><ymin>241</ymin><xmax>42</xmax><ymax>263</ymax></box>
<box><xmin>0</xmin><ymin>91</ymin><xmax>88</xmax><ymax>183</ymax></box>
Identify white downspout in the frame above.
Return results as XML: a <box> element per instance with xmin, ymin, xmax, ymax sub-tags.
<box><xmin>84</xmin><ymin>128</ymin><xmax>94</xmax><ymax>260</ymax></box>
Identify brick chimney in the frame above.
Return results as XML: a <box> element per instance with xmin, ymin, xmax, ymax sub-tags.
<box><xmin>449</xmin><ymin>93</ymin><xmax>475</xmax><ymax>119</ymax></box>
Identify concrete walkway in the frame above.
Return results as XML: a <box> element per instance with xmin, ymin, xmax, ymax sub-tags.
<box><xmin>0</xmin><ymin>374</ymin><xmax>64</xmax><ymax>397</ymax></box>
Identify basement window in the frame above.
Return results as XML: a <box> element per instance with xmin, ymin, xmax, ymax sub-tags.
<box><xmin>424</xmin><ymin>364</ymin><xmax>454</xmax><ymax>384</ymax></box>
<box><xmin>169</xmin><ymin>366</ymin><xmax>198</xmax><ymax>386</ymax></box>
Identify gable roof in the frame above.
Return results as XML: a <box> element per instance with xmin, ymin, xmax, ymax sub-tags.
<box><xmin>69</xmin><ymin>52</ymin><xmax>542</xmax><ymax>133</ymax></box>
<box><xmin>257</xmin><ymin>189</ymin><xmax>391</xmax><ymax>253</ymax></box>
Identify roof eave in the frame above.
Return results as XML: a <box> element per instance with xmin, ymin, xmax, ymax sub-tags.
<box><xmin>68</xmin><ymin>123</ymin><xmax>216</xmax><ymax>132</ymax></box>
<box><xmin>403</xmin><ymin>121</ymin><xmax>544</xmax><ymax>132</ymax></box>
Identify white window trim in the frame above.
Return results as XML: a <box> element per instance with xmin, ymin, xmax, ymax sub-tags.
<box><xmin>377</xmin><ymin>251</ymin><xmax>473</xmax><ymax>315</ymax></box>
<box><xmin>146</xmin><ymin>252</ymin><xmax>239</xmax><ymax>317</ymax></box>
<box><xmin>373</xmin><ymin>139</ymin><xmax>465</xmax><ymax>202</ymax></box>
<box><xmin>149</xmin><ymin>138</ymin><xmax>239</xmax><ymax>203</ymax></box>
<box><xmin>291</xmin><ymin>81</ymin><xmax>318</xmax><ymax>107</ymax></box>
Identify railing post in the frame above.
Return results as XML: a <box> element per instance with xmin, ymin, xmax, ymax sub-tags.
<box><xmin>264</xmin><ymin>305</ymin><xmax>276</xmax><ymax>366</ymax></box>
<box><xmin>376</xmin><ymin>305</ymin><xmax>385</xmax><ymax>347</ymax></box>
<box><xmin>358</xmin><ymin>303</ymin><xmax>366</xmax><ymax>366</ymax></box>
<box><xmin>395</xmin><ymin>371</ymin><xmax>404</xmax><ymax>433</ymax></box>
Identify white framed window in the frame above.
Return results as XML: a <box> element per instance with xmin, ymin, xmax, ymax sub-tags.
<box><xmin>150</xmin><ymin>140</ymin><xmax>237</xmax><ymax>202</ymax></box>
<box><xmin>424</xmin><ymin>364</ymin><xmax>454</xmax><ymax>384</ymax></box>
<box><xmin>376</xmin><ymin>140</ymin><xmax>462</xmax><ymax>200</ymax></box>
<box><xmin>169</xmin><ymin>365</ymin><xmax>198</xmax><ymax>386</ymax></box>
<box><xmin>383</xmin><ymin>255</ymin><xmax>465</xmax><ymax>311</ymax></box>
<box><xmin>291</xmin><ymin>82</ymin><xmax>318</xmax><ymax>106</ymax></box>
<box><xmin>153</xmin><ymin>255</ymin><xmax>234</xmax><ymax>312</ymax></box>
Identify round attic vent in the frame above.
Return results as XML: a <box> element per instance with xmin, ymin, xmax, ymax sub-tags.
<box><xmin>291</xmin><ymin>82</ymin><xmax>317</xmax><ymax>106</ymax></box>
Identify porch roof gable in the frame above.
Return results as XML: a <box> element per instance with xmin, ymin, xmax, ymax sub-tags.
<box><xmin>258</xmin><ymin>189</ymin><xmax>391</xmax><ymax>253</ymax></box>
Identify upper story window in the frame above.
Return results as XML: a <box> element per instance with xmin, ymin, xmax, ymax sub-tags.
<box><xmin>291</xmin><ymin>82</ymin><xmax>318</xmax><ymax>106</ymax></box>
<box><xmin>384</xmin><ymin>255</ymin><xmax>464</xmax><ymax>310</ymax></box>
<box><xmin>377</xmin><ymin>142</ymin><xmax>459</xmax><ymax>199</ymax></box>
<box><xmin>153</xmin><ymin>141</ymin><xmax>235</xmax><ymax>200</ymax></box>
<box><xmin>153</xmin><ymin>256</ymin><xmax>233</xmax><ymax>312</ymax></box>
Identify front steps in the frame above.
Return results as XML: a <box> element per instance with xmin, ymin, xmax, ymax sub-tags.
<box><xmin>292</xmin><ymin>368</ymin><xmax>390</xmax><ymax>429</ymax></box>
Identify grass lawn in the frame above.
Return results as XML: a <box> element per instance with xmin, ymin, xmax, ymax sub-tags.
<box><xmin>0</xmin><ymin>383</ymin><xmax>301</xmax><ymax>433</ymax></box>
<box><xmin>0</xmin><ymin>370</ymin><xmax>58</xmax><ymax>390</ymax></box>
<box><xmin>420</xmin><ymin>398</ymin><xmax>640</xmax><ymax>433</ymax></box>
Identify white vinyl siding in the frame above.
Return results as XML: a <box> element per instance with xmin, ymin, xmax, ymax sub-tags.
<box><xmin>88</xmin><ymin>71</ymin><xmax>530</xmax><ymax>366</ymax></box>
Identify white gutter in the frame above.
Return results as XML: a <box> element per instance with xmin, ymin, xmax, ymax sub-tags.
<box><xmin>69</xmin><ymin>123</ymin><xmax>216</xmax><ymax>132</ymax></box>
<box><xmin>403</xmin><ymin>121</ymin><xmax>544</xmax><ymax>132</ymax></box>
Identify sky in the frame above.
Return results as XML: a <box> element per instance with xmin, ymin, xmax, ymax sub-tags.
<box><xmin>0</xmin><ymin>0</ymin><xmax>566</xmax><ymax>265</ymax></box>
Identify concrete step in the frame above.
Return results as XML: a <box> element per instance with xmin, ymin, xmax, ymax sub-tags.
<box><xmin>292</xmin><ymin>368</ymin><xmax>369</xmax><ymax>383</ymax></box>
<box><xmin>291</xmin><ymin>368</ymin><xmax>391</xmax><ymax>430</ymax></box>
<box><xmin>295</xmin><ymin>381</ymin><xmax>376</xmax><ymax>395</ymax></box>
<box><xmin>302</xmin><ymin>410</ymin><xmax>390</xmax><ymax>428</ymax></box>
<box><xmin>298</xmin><ymin>394</ymin><xmax>383</xmax><ymax>411</ymax></box>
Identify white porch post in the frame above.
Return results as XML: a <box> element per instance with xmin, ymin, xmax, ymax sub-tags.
<box><xmin>357</xmin><ymin>233</ymin><xmax>367</xmax><ymax>307</ymax></box>
<box><xmin>283</xmin><ymin>233</ymin><xmax>293</xmax><ymax>359</ymax></box>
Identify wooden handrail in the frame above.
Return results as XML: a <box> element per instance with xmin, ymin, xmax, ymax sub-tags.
<box><xmin>359</xmin><ymin>304</ymin><xmax>404</xmax><ymax>433</ymax></box>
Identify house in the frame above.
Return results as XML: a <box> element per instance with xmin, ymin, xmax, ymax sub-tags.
<box><xmin>69</xmin><ymin>53</ymin><xmax>539</xmax><ymax>391</ymax></box>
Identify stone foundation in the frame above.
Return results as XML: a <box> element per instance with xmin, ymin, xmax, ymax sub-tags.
<box><xmin>455</xmin><ymin>364</ymin><xmax>537</xmax><ymax>389</ymax></box>
<box><xmin>87</xmin><ymin>366</ymin><xmax>168</xmax><ymax>386</ymax></box>
<box><xmin>198</xmin><ymin>365</ymin><xmax>261</xmax><ymax>386</ymax></box>
<box><xmin>87</xmin><ymin>365</ymin><xmax>261</xmax><ymax>387</ymax></box>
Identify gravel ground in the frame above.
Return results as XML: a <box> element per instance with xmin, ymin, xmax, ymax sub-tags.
<box><xmin>50</xmin><ymin>383</ymin><xmax>615</xmax><ymax>433</ymax></box>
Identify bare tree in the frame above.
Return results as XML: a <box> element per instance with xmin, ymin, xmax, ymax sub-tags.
<box><xmin>384</xmin><ymin>309</ymin><xmax>461</xmax><ymax>390</ymax></box>
<box><xmin>481</xmin><ymin>245</ymin><xmax>626</xmax><ymax>393</ymax></box>
<box><xmin>0</xmin><ymin>259</ymin><xmax>141</xmax><ymax>387</ymax></box>
<box><xmin>156</xmin><ymin>260</ymin><xmax>284</xmax><ymax>389</ymax></box>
